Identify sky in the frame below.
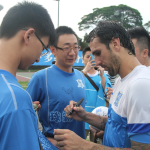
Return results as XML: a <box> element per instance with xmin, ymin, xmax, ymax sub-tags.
<box><xmin>0</xmin><ymin>0</ymin><xmax>149</xmax><ymax>39</ymax></box>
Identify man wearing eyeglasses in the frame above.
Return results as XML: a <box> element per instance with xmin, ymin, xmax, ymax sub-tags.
<box><xmin>0</xmin><ymin>1</ymin><xmax>57</xmax><ymax>150</ymax></box>
<box><xmin>26</xmin><ymin>26</ymin><xmax>86</xmax><ymax>148</ymax></box>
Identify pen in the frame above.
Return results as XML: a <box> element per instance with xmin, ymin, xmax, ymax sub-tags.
<box><xmin>68</xmin><ymin>98</ymin><xmax>84</xmax><ymax>116</ymax></box>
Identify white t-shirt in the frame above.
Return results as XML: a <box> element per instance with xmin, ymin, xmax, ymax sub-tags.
<box><xmin>103</xmin><ymin>65</ymin><xmax>150</xmax><ymax>147</ymax></box>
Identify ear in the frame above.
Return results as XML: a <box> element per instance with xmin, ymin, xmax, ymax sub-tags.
<box><xmin>110</xmin><ymin>37</ymin><xmax>121</xmax><ymax>52</ymax></box>
<box><xmin>142</xmin><ymin>49</ymin><xmax>149</xmax><ymax>58</ymax></box>
<box><xmin>23</xmin><ymin>28</ymin><xmax>35</xmax><ymax>45</ymax></box>
<box><xmin>50</xmin><ymin>46</ymin><xmax>56</xmax><ymax>56</ymax></box>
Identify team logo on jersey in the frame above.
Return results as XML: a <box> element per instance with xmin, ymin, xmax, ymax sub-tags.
<box><xmin>76</xmin><ymin>79</ymin><xmax>84</xmax><ymax>88</ymax></box>
<box><xmin>114</xmin><ymin>91</ymin><xmax>123</xmax><ymax>107</ymax></box>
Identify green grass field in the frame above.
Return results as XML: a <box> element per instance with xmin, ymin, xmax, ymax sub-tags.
<box><xmin>19</xmin><ymin>81</ymin><xmax>29</xmax><ymax>90</ymax></box>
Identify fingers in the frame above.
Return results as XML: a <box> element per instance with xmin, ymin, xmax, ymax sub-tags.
<box><xmin>106</xmin><ymin>87</ymin><xmax>113</xmax><ymax>99</ymax></box>
<box><xmin>64</xmin><ymin>101</ymin><xmax>77</xmax><ymax>117</ymax></box>
<box><xmin>54</xmin><ymin>129</ymin><xmax>70</xmax><ymax>136</ymax></box>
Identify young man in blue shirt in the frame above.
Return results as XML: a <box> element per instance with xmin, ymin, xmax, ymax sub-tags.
<box><xmin>82</xmin><ymin>47</ymin><xmax>111</xmax><ymax>141</ymax></box>
<box><xmin>0</xmin><ymin>2</ymin><xmax>56</xmax><ymax>150</ymax></box>
<box><xmin>26</xmin><ymin>26</ymin><xmax>86</xmax><ymax>147</ymax></box>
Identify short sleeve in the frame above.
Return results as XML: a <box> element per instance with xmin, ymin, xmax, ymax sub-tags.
<box><xmin>127</xmin><ymin>78</ymin><xmax>150</xmax><ymax>144</ymax></box>
<box><xmin>26</xmin><ymin>71</ymin><xmax>46</xmax><ymax>102</ymax></box>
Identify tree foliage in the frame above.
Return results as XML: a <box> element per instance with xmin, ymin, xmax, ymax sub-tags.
<box><xmin>78</xmin><ymin>4</ymin><xmax>143</xmax><ymax>31</ymax></box>
<box><xmin>144</xmin><ymin>21</ymin><xmax>150</xmax><ymax>30</ymax></box>
<box><xmin>79</xmin><ymin>33</ymin><xmax>88</xmax><ymax>50</ymax></box>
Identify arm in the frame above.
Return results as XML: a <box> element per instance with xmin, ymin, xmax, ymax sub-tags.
<box><xmin>82</xmin><ymin>59</ymin><xmax>96</xmax><ymax>74</ymax></box>
<box><xmin>98</xmin><ymin>66</ymin><xmax>106</xmax><ymax>91</ymax></box>
<box><xmin>89</xmin><ymin>140</ymin><xmax>150</xmax><ymax>150</ymax></box>
<box><xmin>64</xmin><ymin>101</ymin><xmax>108</xmax><ymax>131</ymax></box>
<box><xmin>106</xmin><ymin>87</ymin><xmax>113</xmax><ymax>99</ymax></box>
<box><xmin>54</xmin><ymin>129</ymin><xmax>150</xmax><ymax>150</ymax></box>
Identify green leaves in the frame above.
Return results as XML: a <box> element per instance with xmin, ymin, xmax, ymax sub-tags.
<box><xmin>78</xmin><ymin>4</ymin><xmax>143</xmax><ymax>31</ymax></box>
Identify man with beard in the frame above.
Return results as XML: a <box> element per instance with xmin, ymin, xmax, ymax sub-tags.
<box><xmin>53</xmin><ymin>21</ymin><xmax>150</xmax><ymax>150</ymax></box>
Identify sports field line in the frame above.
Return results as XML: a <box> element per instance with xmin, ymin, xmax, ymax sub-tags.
<box><xmin>17</xmin><ymin>75</ymin><xmax>31</xmax><ymax>79</ymax></box>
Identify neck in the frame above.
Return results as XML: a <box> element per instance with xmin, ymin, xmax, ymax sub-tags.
<box><xmin>142</xmin><ymin>58</ymin><xmax>150</xmax><ymax>67</ymax></box>
<box><xmin>88</xmin><ymin>68</ymin><xmax>96</xmax><ymax>74</ymax></box>
<box><xmin>119</xmin><ymin>53</ymin><xmax>141</xmax><ymax>78</ymax></box>
<box><xmin>55</xmin><ymin>62</ymin><xmax>73</xmax><ymax>73</ymax></box>
<box><xmin>0</xmin><ymin>39</ymin><xmax>21</xmax><ymax>77</ymax></box>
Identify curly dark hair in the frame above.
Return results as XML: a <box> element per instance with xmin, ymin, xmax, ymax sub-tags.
<box><xmin>87</xmin><ymin>21</ymin><xmax>135</xmax><ymax>55</ymax></box>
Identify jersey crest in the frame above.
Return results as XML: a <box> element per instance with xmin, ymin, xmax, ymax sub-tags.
<box><xmin>114</xmin><ymin>91</ymin><xmax>123</xmax><ymax>107</ymax></box>
<box><xmin>76</xmin><ymin>79</ymin><xmax>84</xmax><ymax>88</ymax></box>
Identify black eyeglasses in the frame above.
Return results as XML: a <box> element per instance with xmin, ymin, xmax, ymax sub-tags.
<box><xmin>22</xmin><ymin>28</ymin><xmax>49</xmax><ymax>57</ymax></box>
<box><xmin>55</xmin><ymin>45</ymin><xmax>81</xmax><ymax>53</ymax></box>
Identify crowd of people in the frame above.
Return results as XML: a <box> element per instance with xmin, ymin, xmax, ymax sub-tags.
<box><xmin>0</xmin><ymin>1</ymin><xmax>150</xmax><ymax>150</ymax></box>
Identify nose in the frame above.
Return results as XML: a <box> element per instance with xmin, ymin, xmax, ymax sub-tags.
<box><xmin>95</xmin><ymin>56</ymin><xmax>102</xmax><ymax>66</ymax></box>
<box><xmin>69</xmin><ymin>48</ymin><xmax>76</xmax><ymax>55</ymax></box>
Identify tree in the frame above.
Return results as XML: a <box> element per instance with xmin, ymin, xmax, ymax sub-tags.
<box><xmin>144</xmin><ymin>21</ymin><xmax>150</xmax><ymax>30</ymax></box>
<box><xmin>78</xmin><ymin>4</ymin><xmax>143</xmax><ymax>31</ymax></box>
<box><xmin>79</xmin><ymin>33</ymin><xmax>88</xmax><ymax>50</ymax></box>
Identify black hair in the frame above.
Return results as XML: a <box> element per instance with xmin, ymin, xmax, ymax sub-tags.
<box><xmin>82</xmin><ymin>46</ymin><xmax>91</xmax><ymax>57</ymax></box>
<box><xmin>54</xmin><ymin>26</ymin><xmax>78</xmax><ymax>46</ymax></box>
<box><xmin>127</xmin><ymin>27</ymin><xmax>150</xmax><ymax>56</ymax></box>
<box><xmin>0</xmin><ymin>1</ymin><xmax>55</xmax><ymax>46</ymax></box>
<box><xmin>87</xmin><ymin>21</ymin><xmax>135</xmax><ymax>55</ymax></box>
<box><xmin>52</xmin><ymin>60</ymin><xmax>56</xmax><ymax>64</ymax></box>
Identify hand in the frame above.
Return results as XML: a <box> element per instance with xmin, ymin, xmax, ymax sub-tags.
<box><xmin>64</xmin><ymin>100</ymin><xmax>87</xmax><ymax>121</ymax></box>
<box><xmin>33</xmin><ymin>101</ymin><xmax>41</xmax><ymax>111</ymax></box>
<box><xmin>83</xmin><ymin>58</ymin><xmax>96</xmax><ymax>74</ymax></box>
<box><xmin>89</xmin><ymin>125</ymin><xmax>98</xmax><ymax>137</ymax></box>
<box><xmin>47</xmin><ymin>137</ymin><xmax>57</xmax><ymax>147</ymax></box>
<box><xmin>96</xmin><ymin>66</ymin><xmax>104</xmax><ymax>77</ymax></box>
<box><xmin>106</xmin><ymin>87</ymin><xmax>113</xmax><ymax>99</ymax></box>
<box><xmin>54</xmin><ymin>129</ymin><xmax>88</xmax><ymax>150</ymax></box>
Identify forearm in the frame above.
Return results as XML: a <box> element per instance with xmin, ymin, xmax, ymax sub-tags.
<box><xmin>85</xmin><ymin>140</ymin><xmax>150</xmax><ymax>150</ymax></box>
<box><xmin>100</xmin><ymin>75</ymin><xmax>106</xmax><ymax>91</ymax></box>
<box><xmin>82</xmin><ymin>68</ymin><xmax>88</xmax><ymax>74</ymax></box>
<box><xmin>88</xmin><ymin>144</ymin><xmax>134</xmax><ymax>150</ymax></box>
<box><xmin>83</xmin><ymin>112</ymin><xmax>108</xmax><ymax>131</ymax></box>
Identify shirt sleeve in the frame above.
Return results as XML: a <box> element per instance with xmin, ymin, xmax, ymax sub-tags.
<box><xmin>26</xmin><ymin>71</ymin><xmax>46</xmax><ymax>102</ymax></box>
<box><xmin>127</xmin><ymin>78</ymin><xmax>150</xmax><ymax>144</ymax></box>
<box><xmin>0</xmin><ymin>110</ymin><xmax>40</xmax><ymax>150</ymax></box>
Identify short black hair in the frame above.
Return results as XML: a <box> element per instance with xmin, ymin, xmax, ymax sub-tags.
<box><xmin>54</xmin><ymin>26</ymin><xmax>78</xmax><ymax>46</ymax></box>
<box><xmin>52</xmin><ymin>60</ymin><xmax>56</xmax><ymax>64</ymax></box>
<box><xmin>0</xmin><ymin>1</ymin><xmax>55</xmax><ymax>46</ymax></box>
<box><xmin>127</xmin><ymin>27</ymin><xmax>150</xmax><ymax>56</ymax></box>
<box><xmin>82</xmin><ymin>46</ymin><xmax>91</xmax><ymax>57</ymax></box>
<box><xmin>87</xmin><ymin>21</ymin><xmax>135</xmax><ymax>55</ymax></box>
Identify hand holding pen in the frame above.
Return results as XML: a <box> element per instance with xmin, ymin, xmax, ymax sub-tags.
<box><xmin>68</xmin><ymin>98</ymin><xmax>84</xmax><ymax>116</ymax></box>
<box><xmin>64</xmin><ymin>99</ymin><xmax>85</xmax><ymax>122</ymax></box>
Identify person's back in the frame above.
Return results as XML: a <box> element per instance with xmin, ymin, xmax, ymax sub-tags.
<box><xmin>0</xmin><ymin>1</ymin><xmax>56</xmax><ymax>150</ymax></box>
<box><xmin>0</xmin><ymin>70</ymin><xmax>40</xmax><ymax>149</ymax></box>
